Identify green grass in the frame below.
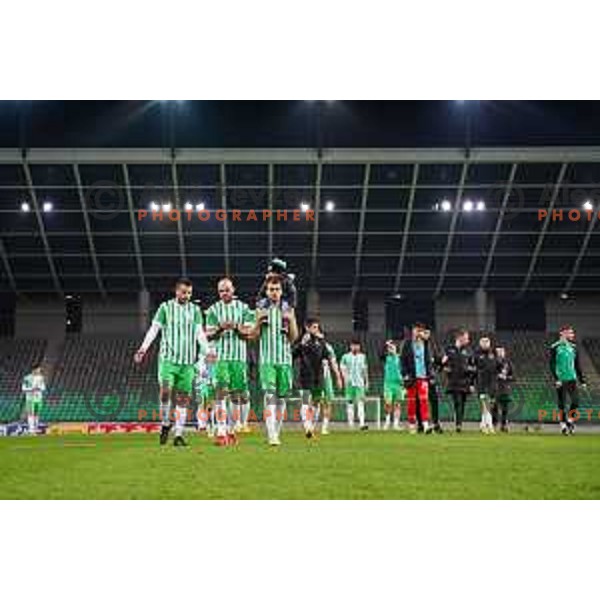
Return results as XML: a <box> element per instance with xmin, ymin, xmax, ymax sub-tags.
<box><xmin>1</xmin><ymin>430</ymin><xmax>600</xmax><ymax>499</ymax></box>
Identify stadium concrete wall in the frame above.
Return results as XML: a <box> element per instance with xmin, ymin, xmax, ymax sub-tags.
<box><xmin>546</xmin><ymin>295</ymin><xmax>600</xmax><ymax>335</ymax></box>
<box><xmin>435</xmin><ymin>292</ymin><xmax>496</xmax><ymax>334</ymax></box>
<box><xmin>15</xmin><ymin>296</ymin><xmax>66</xmax><ymax>339</ymax></box>
<box><xmin>82</xmin><ymin>294</ymin><xmax>145</xmax><ymax>335</ymax></box>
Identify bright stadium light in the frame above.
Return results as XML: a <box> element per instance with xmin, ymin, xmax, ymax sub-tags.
<box><xmin>300</xmin><ymin>202</ymin><xmax>310</xmax><ymax>212</ymax></box>
<box><xmin>21</xmin><ymin>202</ymin><xmax>30</xmax><ymax>212</ymax></box>
<box><xmin>150</xmin><ymin>202</ymin><xmax>159</xmax><ymax>212</ymax></box>
<box><xmin>441</xmin><ymin>200</ymin><xmax>452</xmax><ymax>212</ymax></box>
<box><xmin>42</xmin><ymin>202</ymin><xmax>53</xmax><ymax>212</ymax></box>
<box><xmin>325</xmin><ymin>201</ymin><xmax>335</xmax><ymax>212</ymax></box>
<box><xmin>583</xmin><ymin>200</ymin><xmax>593</xmax><ymax>211</ymax></box>
<box><xmin>463</xmin><ymin>200</ymin><xmax>474</xmax><ymax>212</ymax></box>
<box><xmin>476</xmin><ymin>200</ymin><xmax>486</xmax><ymax>211</ymax></box>
<box><xmin>162</xmin><ymin>202</ymin><xmax>172</xmax><ymax>211</ymax></box>
<box><xmin>184</xmin><ymin>202</ymin><xmax>193</xmax><ymax>211</ymax></box>
<box><xmin>196</xmin><ymin>202</ymin><xmax>205</xmax><ymax>211</ymax></box>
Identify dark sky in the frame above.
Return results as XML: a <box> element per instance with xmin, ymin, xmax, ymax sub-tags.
<box><xmin>2</xmin><ymin>100</ymin><xmax>600</xmax><ymax>148</ymax></box>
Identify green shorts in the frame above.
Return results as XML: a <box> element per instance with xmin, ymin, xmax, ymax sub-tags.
<box><xmin>324</xmin><ymin>380</ymin><xmax>335</xmax><ymax>402</ymax></box>
<box><xmin>384</xmin><ymin>382</ymin><xmax>405</xmax><ymax>403</ymax></box>
<box><xmin>196</xmin><ymin>381</ymin><xmax>215</xmax><ymax>404</ymax></box>
<box><xmin>214</xmin><ymin>360</ymin><xmax>248</xmax><ymax>392</ymax></box>
<box><xmin>260</xmin><ymin>363</ymin><xmax>293</xmax><ymax>397</ymax></box>
<box><xmin>158</xmin><ymin>360</ymin><xmax>195</xmax><ymax>395</ymax></box>
<box><xmin>25</xmin><ymin>398</ymin><xmax>43</xmax><ymax>415</ymax></box>
<box><xmin>345</xmin><ymin>386</ymin><xmax>366</xmax><ymax>403</ymax></box>
<box><xmin>301</xmin><ymin>387</ymin><xmax>327</xmax><ymax>403</ymax></box>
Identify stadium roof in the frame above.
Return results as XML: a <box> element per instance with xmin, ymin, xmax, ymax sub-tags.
<box><xmin>1</xmin><ymin>146</ymin><xmax>600</xmax><ymax>298</ymax></box>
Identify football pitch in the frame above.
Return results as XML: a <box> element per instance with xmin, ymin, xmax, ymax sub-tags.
<box><xmin>2</xmin><ymin>429</ymin><xmax>600</xmax><ymax>499</ymax></box>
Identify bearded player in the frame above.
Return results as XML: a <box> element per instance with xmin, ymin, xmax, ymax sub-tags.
<box><xmin>205</xmin><ymin>277</ymin><xmax>254</xmax><ymax>445</ymax></box>
<box><xmin>249</xmin><ymin>274</ymin><xmax>298</xmax><ymax>446</ymax></box>
<box><xmin>134</xmin><ymin>277</ymin><xmax>208</xmax><ymax>446</ymax></box>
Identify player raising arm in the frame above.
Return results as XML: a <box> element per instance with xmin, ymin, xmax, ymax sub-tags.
<box><xmin>134</xmin><ymin>277</ymin><xmax>208</xmax><ymax>447</ymax></box>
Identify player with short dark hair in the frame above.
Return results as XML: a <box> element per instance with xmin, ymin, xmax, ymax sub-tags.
<box><xmin>293</xmin><ymin>318</ymin><xmax>342</xmax><ymax>438</ymax></box>
<box><xmin>381</xmin><ymin>339</ymin><xmax>404</xmax><ymax>431</ymax></box>
<box><xmin>135</xmin><ymin>278</ymin><xmax>208</xmax><ymax>446</ymax></box>
<box><xmin>473</xmin><ymin>335</ymin><xmax>496</xmax><ymax>434</ymax></box>
<box><xmin>22</xmin><ymin>364</ymin><xmax>46</xmax><ymax>435</ymax></box>
<box><xmin>400</xmin><ymin>323</ymin><xmax>432</xmax><ymax>434</ymax></box>
<box><xmin>442</xmin><ymin>328</ymin><xmax>475</xmax><ymax>433</ymax></box>
<box><xmin>250</xmin><ymin>274</ymin><xmax>299</xmax><ymax>446</ymax></box>
<box><xmin>549</xmin><ymin>325</ymin><xmax>586</xmax><ymax>435</ymax></box>
<box><xmin>340</xmin><ymin>339</ymin><xmax>369</xmax><ymax>430</ymax></box>
<box><xmin>491</xmin><ymin>346</ymin><xmax>514</xmax><ymax>433</ymax></box>
<box><xmin>422</xmin><ymin>328</ymin><xmax>444</xmax><ymax>433</ymax></box>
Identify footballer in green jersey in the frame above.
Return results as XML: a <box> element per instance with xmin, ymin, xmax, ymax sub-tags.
<box><xmin>381</xmin><ymin>340</ymin><xmax>405</xmax><ymax>430</ymax></box>
<box><xmin>135</xmin><ymin>277</ymin><xmax>209</xmax><ymax>447</ymax></box>
<box><xmin>250</xmin><ymin>273</ymin><xmax>298</xmax><ymax>446</ymax></box>
<box><xmin>205</xmin><ymin>277</ymin><xmax>255</xmax><ymax>441</ymax></box>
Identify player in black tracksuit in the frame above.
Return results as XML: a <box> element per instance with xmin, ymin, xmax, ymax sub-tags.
<box><xmin>423</xmin><ymin>327</ymin><xmax>443</xmax><ymax>433</ymax></box>
<box><xmin>473</xmin><ymin>335</ymin><xmax>497</xmax><ymax>434</ymax></box>
<box><xmin>442</xmin><ymin>328</ymin><xmax>475</xmax><ymax>433</ymax></box>
<box><xmin>292</xmin><ymin>317</ymin><xmax>341</xmax><ymax>438</ymax></box>
<box><xmin>491</xmin><ymin>346</ymin><xmax>514</xmax><ymax>432</ymax></box>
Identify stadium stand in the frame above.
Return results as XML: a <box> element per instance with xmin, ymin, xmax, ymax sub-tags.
<box><xmin>0</xmin><ymin>331</ymin><xmax>599</xmax><ymax>424</ymax></box>
<box><xmin>43</xmin><ymin>336</ymin><xmax>159</xmax><ymax>422</ymax></box>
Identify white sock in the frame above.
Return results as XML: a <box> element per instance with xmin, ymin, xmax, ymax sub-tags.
<box><xmin>174</xmin><ymin>405</ymin><xmax>187</xmax><ymax>437</ymax></box>
<box><xmin>486</xmin><ymin>411</ymin><xmax>493</xmax><ymax>428</ymax></box>
<box><xmin>385</xmin><ymin>414</ymin><xmax>391</xmax><ymax>427</ymax></box>
<box><xmin>301</xmin><ymin>404</ymin><xmax>308</xmax><ymax>429</ymax></box>
<box><xmin>231</xmin><ymin>402</ymin><xmax>241</xmax><ymax>427</ymax></box>
<box><xmin>275</xmin><ymin>400</ymin><xmax>286</xmax><ymax>436</ymax></box>
<box><xmin>216</xmin><ymin>400</ymin><xmax>228</xmax><ymax>437</ymax></box>
<box><xmin>357</xmin><ymin>401</ymin><xmax>365</xmax><ymax>427</ymax></box>
<box><xmin>323</xmin><ymin>416</ymin><xmax>329</xmax><ymax>431</ymax></box>
<box><xmin>266</xmin><ymin>401</ymin><xmax>277</xmax><ymax>439</ymax></box>
<box><xmin>347</xmin><ymin>403</ymin><xmax>354</xmax><ymax>425</ymax></box>
<box><xmin>27</xmin><ymin>414</ymin><xmax>35</xmax><ymax>433</ymax></box>
<box><xmin>160</xmin><ymin>401</ymin><xmax>171</xmax><ymax>426</ymax></box>
<box><xmin>241</xmin><ymin>401</ymin><xmax>250</xmax><ymax>425</ymax></box>
<box><xmin>393</xmin><ymin>406</ymin><xmax>401</xmax><ymax>426</ymax></box>
<box><xmin>197</xmin><ymin>408</ymin><xmax>208</xmax><ymax>430</ymax></box>
<box><xmin>423</xmin><ymin>420</ymin><xmax>429</xmax><ymax>431</ymax></box>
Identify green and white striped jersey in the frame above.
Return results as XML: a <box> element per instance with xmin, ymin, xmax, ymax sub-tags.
<box><xmin>258</xmin><ymin>305</ymin><xmax>292</xmax><ymax>366</ymax></box>
<box><xmin>205</xmin><ymin>299</ymin><xmax>254</xmax><ymax>361</ymax></box>
<box><xmin>340</xmin><ymin>352</ymin><xmax>368</xmax><ymax>388</ymax></box>
<box><xmin>22</xmin><ymin>373</ymin><xmax>46</xmax><ymax>401</ymax></box>
<box><xmin>153</xmin><ymin>299</ymin><xmax>203</xmax><ymax>365</ymax></box>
